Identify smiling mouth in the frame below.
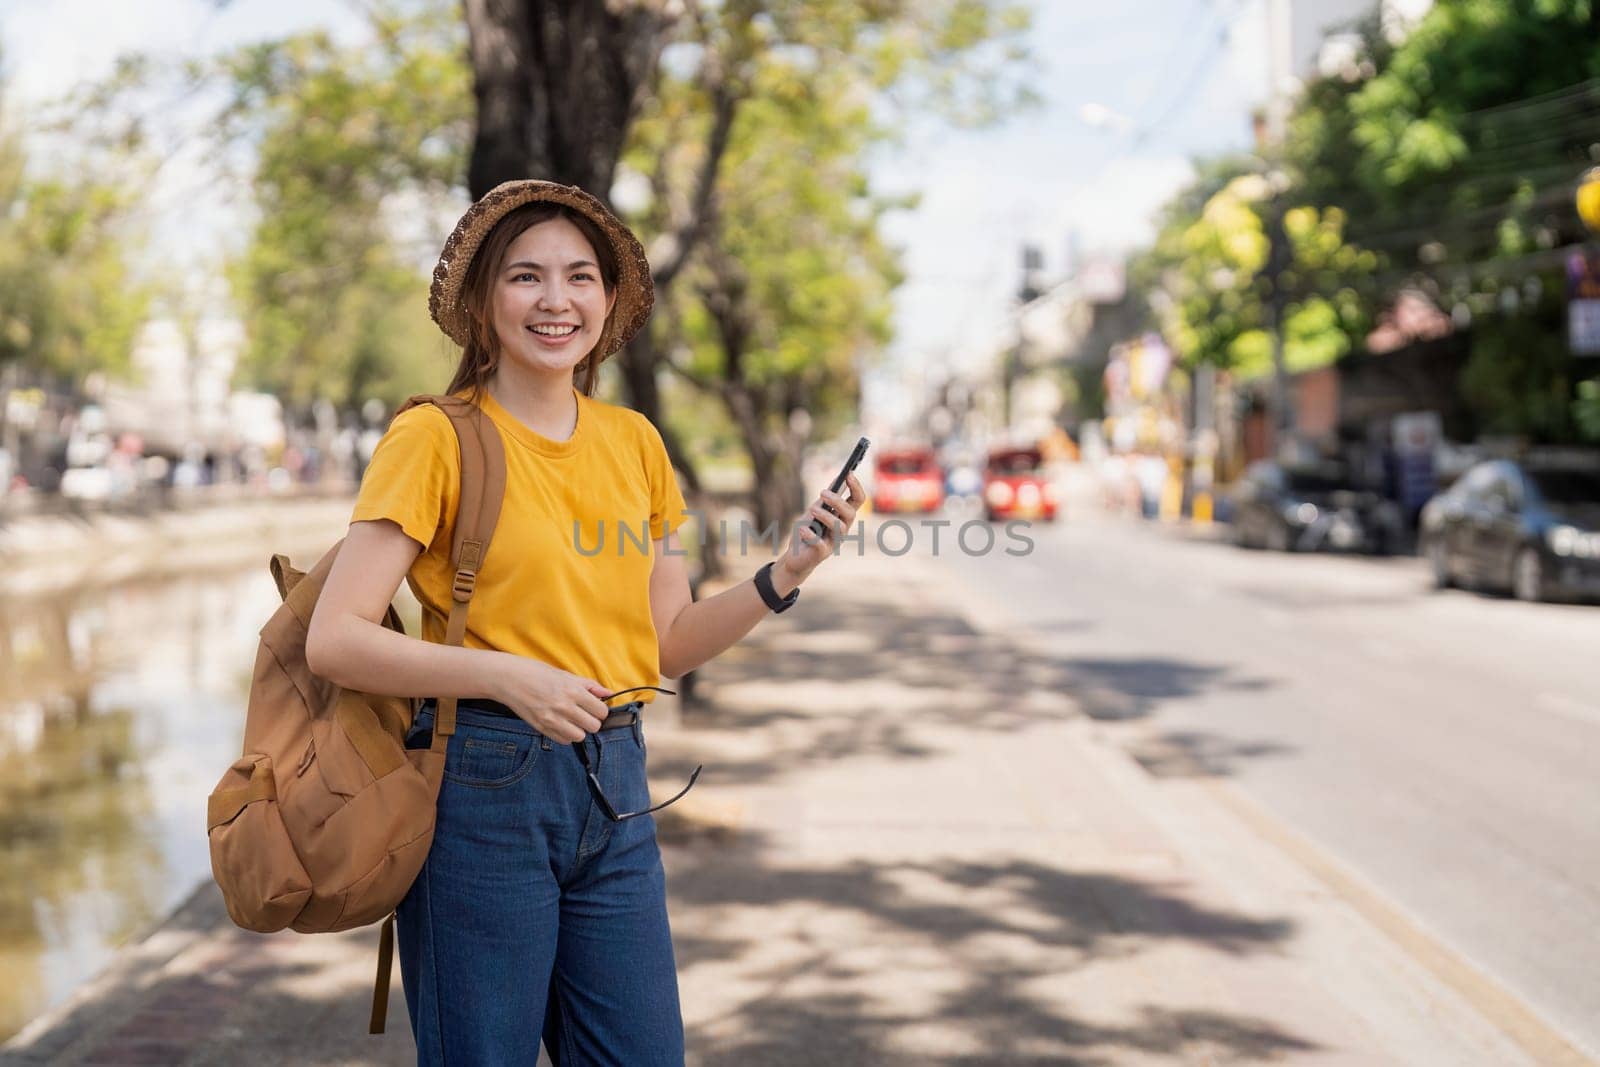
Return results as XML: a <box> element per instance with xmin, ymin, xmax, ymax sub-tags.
<box><xmin>527</xmin><ymin>325</ymin><xmax>580</xmax><ymax>338</ymax></box>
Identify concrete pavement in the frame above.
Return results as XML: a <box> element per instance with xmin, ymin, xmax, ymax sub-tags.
<box><xmin>3</xmin><ymin>533</ymin><xmax>1582</xmax><ymax>1064</ymax></box>
<box><xmin>934</xmin><ymin>507</ymin><xmax>1600</xmax><ymax>1059</ymax></box>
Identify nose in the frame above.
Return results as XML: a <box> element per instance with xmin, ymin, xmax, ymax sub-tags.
<box><xmin>537</xmin><ymin>277</ymin><xmax>571</xmax><ymax>311</ymax></box>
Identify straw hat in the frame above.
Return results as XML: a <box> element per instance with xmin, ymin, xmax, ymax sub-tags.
<box><xmin>428</xmin><ymin>180</ymin><xmax>654</xmax><ymax>362</ymax></box>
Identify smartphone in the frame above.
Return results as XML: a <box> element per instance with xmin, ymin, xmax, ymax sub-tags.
<box><xmin>808</xmin><ymin>436</ymin><xmax>870</xmax><ymax>538</ymax></box>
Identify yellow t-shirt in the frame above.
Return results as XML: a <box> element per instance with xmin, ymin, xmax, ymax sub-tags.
<box><xmin>350</xmin><ymin>387</ymin><xmax>689</xmax><ymax>701</ymax></box>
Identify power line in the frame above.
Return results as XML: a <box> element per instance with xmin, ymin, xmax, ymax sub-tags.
<box><xmin>1370</xmin><ymin>241</ymin><xmax>1585</xmax><ymax>291</ymax></box>
<box><xmin>1343</xmin><ymin>183</ymin><xmax>1576</xmax><ymax>247</ymax></box>
<box><xmin>1455</xmin><ymin>76</ymin><xmax>1600</xmax><ymax>125</ymax></box>
<box><xmin>1129</xmin><ymin>0</ymin><xmax>1215</xmax><ymax>119</ymax></box>
<box><xmin>1133</xmin><ymin>0</ymin><xmax>1255</xmax><ymax>146</ymax></box>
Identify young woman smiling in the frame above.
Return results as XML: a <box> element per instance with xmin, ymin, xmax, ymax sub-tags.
<box><xmin>305</xmin><ymin>181</ymin><xmax>861</xmax><ymax>1066</ymax></box>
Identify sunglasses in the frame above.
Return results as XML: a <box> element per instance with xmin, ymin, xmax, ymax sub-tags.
<box><xmin>572</xmin><ymin>685</ymin><xmax>702</xmax><ymax>822</ymax></box>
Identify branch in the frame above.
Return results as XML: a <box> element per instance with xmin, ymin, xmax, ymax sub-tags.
<box><xmin>650</xmin><ymin>5</ymin><xmax>748</xmax><ymax>288</ymax></box>
<box><xmin>660</xmin><ymin>346</ymin><xmax>719</xmax><ymax>394</ymax></box>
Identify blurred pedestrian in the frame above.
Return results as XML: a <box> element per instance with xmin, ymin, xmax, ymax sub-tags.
<box><xmin>305</xmin><ymin>181</ymin><xmax>861</xmax><ymax>1066</ymax></box>
<box><xmin>1136</xmin><ymin>451</ymin><xmax>1166</xmax><ymax>519</ymax></box>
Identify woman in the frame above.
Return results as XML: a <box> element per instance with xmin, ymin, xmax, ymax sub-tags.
<box><xmin>305</xmin><ymin>180</ymin><xmax>861</xmax><ymax>1065</ymax></box>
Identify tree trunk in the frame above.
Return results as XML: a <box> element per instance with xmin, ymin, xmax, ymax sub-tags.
<box><xmin>746</xmin><ymin>437</ymin><xmax>782</xmax><ymax>534</ymax></box>
<box><xmin>616</xmin><ymin>332</ymin><xmax>697</xmax><ymax>484</ymax></box>
<box><xmin>616</xmin><ymin>330</ymin><xmax>725</xmax><ymax>578</ymax></box>
<box><xmin>462</xmin><ymin>1</ymin><xmax>738</xmax><ymax>578</ymax></box>
<box><xmin>462</xmin><ymin>0</ymin><xmax>673</xmax><ymax>198</ymax></box>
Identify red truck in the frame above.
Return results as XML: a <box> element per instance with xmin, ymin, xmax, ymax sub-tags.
<box><xmin>983</xmin><ymin>446</ymin><xmax>1057</xmax><ymax>522</ymax></box>
<box><xmin>872</xmin><ymin>447</ymin><xmax>945</xmax><ymax>514</ymax></box>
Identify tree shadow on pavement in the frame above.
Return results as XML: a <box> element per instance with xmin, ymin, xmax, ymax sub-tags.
<box><xmin>670</xmin><ymin>844</ymin><xmax>1316</xmax><ymax>1066</ymax></box>
<box><xmin>1126</xmin><ymin>730</ymin><xmax>1297</xmax><ymax>779</ymax></box>
<box><xmin>1043</xmin><ymin>655</ymin><xmax>1275</xmax><ymax>723</ymax></box>
<box><xmin>666</xmin><ymin>583</ymin><xmax>1321</xmax><ymax>1064</ymax></box>
<box><xmin>672</xmin><ymin>593</ymin><xmax>1289</xmax><ymax>784</ymax></box>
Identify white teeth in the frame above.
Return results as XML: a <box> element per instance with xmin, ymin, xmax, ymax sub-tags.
<box><xmin>529</xmin><ymin>324</ymin><xmax>578</xmax><ymax>337</ymax></box>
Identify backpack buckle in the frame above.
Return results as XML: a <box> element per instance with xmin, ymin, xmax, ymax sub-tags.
<box><xmin>451</xmin><ymin>568</ymin><xmax>477</xmax><ymax>602</ymax></box>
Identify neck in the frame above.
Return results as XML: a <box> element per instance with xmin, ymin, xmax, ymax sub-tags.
<box><xmin>485</xmin><ymin>361</ymin><xmax>580</xmax><ymax>440</ymax></box>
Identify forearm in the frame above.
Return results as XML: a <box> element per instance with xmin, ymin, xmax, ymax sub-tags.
<box><xmin>658</xmin><ymin>563</ymin><xmax>799</xmax><ymax>679</ymax></box>
<box><xmin>307</xmin><ymin>613</ymin><xmax>512</xmax><ymax>702</ymax></box>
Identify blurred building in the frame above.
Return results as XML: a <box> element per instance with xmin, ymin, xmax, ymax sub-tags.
<box><xmin>1269</xmin><ymin>0</ymin><xmax>1435</xmax><ymax>115</ymax></box>
<box><xmin>937</xmin><ymin>250</ymin><xmax>1138</xmax><ymax>451</ymax></box>
<box><xmin>95</xmin><ymin>318</ymin><xmax>244</xmax><ymax>458</ymax></box>
<box><xmin>85</xmin><ymin>317</ymin><xmax>283</xmax><ymax>470</ymax></box>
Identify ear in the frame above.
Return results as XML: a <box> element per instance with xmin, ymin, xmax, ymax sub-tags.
<box><xmin>605</xmin><ymin>287</ymin><xmax>618</xmax><ymax>318</ymax></box>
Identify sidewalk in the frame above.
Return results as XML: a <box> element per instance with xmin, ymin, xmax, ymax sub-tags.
<box><xmin>3</xmin><ymin>540</ymin><xmax>1585</xmax><ymax>1065</ymax></box>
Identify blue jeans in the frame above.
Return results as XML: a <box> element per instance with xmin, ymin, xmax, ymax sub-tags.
<box><xmin>397</xmin><ymin>701</ymin><xmax>685</xmax><ymax>1065</ymax></box>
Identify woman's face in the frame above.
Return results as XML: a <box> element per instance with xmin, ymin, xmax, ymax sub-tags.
<box><xmin>490</xmin><ymin>217</ymin><xmax>616</xmax><ymax>378</ymax></box>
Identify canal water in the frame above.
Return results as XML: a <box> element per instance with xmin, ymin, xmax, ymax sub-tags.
<box><xmin>0</xmin><ymin>517</ymin><xmax>394</xmax><ymax>1041</ymax></box>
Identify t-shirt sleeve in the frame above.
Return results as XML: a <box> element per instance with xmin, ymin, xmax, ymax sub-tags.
<box><xmin>642</xmin><ymin>417</ymin><xmax>689</xmax><ymax>541</ymax></box>
<box><xmin>350</xmin><ymin>405</ymin><xmax>459</xmax><ymax>550</ymax></box>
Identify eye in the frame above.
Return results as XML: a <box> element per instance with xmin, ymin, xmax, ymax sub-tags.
<box><xmin>512</xmin><ymin>272</ymin><xmax>536</xmax><ymax>283</ymax></box>
<box><xmin>572</xmin><ymin>272</ymin><xmax>595</xmax><ymax>282</ymax></box>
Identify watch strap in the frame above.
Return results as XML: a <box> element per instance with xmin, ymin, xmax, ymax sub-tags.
<box><xmin>755</xmin><ymin>561</ymin><xmax>800</xmax><ymax>613</ymax></box>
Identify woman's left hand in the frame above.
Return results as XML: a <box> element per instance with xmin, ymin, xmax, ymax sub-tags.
<box><xmin>776</xmin><ymin>472</ymin><xmax>864</xmax><ymax>587</ymax></box>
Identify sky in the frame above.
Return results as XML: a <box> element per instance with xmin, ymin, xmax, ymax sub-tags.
<box><xmin>1</xmin><ymin>0</ymin><xmax>1275</xmax><ymax>411</ymax></box>
<box><xmin>871</xmin><ymin>0</ymin><xmax>1270</xmax><ymax>382</ymax></box>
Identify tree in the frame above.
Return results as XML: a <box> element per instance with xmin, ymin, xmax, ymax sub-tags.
<box><xmin>621</xmin><ymin>0</ymin><xmax>1032</xmax><ymax>540</ymax></box>
<box><xmin>655</xmin><ymin>55</ymin><xmax>904</xmax><ymax>530</ymax></box>
<box><xmin>212</xmin><ymin>5</ymin><xmax>472</xmax><ymax>417</ymax></box>
<box><xmin>464</xmin><ymin>0</ymin><xmax>1035</xmax><ymax>477</ymax></box>
<box><xmin>1135</xmin><ymin>168</ymin><xmax>1375</xmax><ymax>378</ymax></box>
<box><xmin>1134</xmin><ymin>1</ymin><xmax>1600</xmax><ymax>443</ymax></box>
<box><xmin>462</xmin><ymin>0</ymin><xmax>677</xmax><ymax>198</ymax></box>
<box><xmin>76</xmin><ymin>0</ymin><xmax>1032</xmax><ymax>475</ymax></box>
<box><xmin>0</xmin><ymin>61</ymin><xmax>150</xmax><ymax>395</ymax></box>
<box><xmin>1287</xmin><ymin>0</ymin><xmax>1600</xmax><ymax>442</ymax></box>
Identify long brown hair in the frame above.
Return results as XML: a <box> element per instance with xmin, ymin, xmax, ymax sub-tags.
<box><xmin>445</xmin><ymin>201</ymin><xmax>621</xmax><ymax>401</ymax></box>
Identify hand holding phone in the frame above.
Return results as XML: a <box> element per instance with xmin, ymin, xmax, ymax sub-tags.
<box><xmin>808</xmin><ymin>436</ymin><xmax>870</xmax><ymax>538</ymax></box>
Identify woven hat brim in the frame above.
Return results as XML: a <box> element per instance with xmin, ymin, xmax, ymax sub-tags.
<box><xmin>428</xmin><ymin>180</ymin><xmax>654</xmax><ymax>361</ymax></box>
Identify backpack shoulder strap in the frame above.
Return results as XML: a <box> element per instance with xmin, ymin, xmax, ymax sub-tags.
<box><xmin>369</xmin><ymin>393</ymin><xmax>508</xmax><ymax>1037</ymax></box>
<box><xmin>393</xmin><ymin>393</ymin><xmax>507</xmax><ymax>744</ymax></box>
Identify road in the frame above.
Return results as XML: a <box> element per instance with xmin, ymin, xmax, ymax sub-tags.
<box><xmin>904</xmin><ymin>506</ymin><xmax>1600</xmax><ymax>1058</ymax></box>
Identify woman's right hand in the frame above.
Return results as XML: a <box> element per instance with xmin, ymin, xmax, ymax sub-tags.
<box><xmin>487</xmin><ymin>653</ymin><xmax>614</xmax><ymax>743</ymax></box>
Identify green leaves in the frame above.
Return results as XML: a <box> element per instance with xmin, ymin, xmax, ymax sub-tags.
<box><xmin>625</xmin><ymin>0</ymin><xmax>1026</xmax><ymax>443</ymax></box>
<box><xmin>215</xmin><ymin>3</ymin><xmax>471</xmax><ymax>413</ymax></box>
<box><xmin>0</xmin><ymin>110</ymin><xmax>150</xmax><ymax>384</ymax></box>
<box><xmin>1134</xmin><ymin>0</ymin><xmax>1600</xmax><ymax>445</ymax></box>
<box><xmin>1137</xmin><ymin>171</ymin><xmax>1375</xmax><ymax>378</ymax></box>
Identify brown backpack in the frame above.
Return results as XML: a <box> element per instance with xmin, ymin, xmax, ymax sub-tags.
<box><xmin>205</xmin><ymin>394</ymin><xmax>506</xmax><ymax>1034</ymax></box>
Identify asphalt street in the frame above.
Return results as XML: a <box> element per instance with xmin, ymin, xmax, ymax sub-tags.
<box><xmin>907</xmin><ymin>506</ymin><xmax>1600</xmax><ymax>1059</ymax></box>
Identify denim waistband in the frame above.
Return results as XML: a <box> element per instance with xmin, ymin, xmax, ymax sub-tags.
<box><xmin>417</xmin><ymin>697</ymin><xmax>645</xmax><ymax>734</ymax></box>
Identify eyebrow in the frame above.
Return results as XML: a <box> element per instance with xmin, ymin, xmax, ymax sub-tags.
<box><xmin>505</xmin><ymin>259</ymin><xmax>597</xmax><ymax>272</ymax></box>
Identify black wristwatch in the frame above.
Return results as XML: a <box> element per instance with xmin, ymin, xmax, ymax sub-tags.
<box><xmin>754</xmin><ymin>561</ymin><xmax>800</xmax><ymax>614</ymax></box>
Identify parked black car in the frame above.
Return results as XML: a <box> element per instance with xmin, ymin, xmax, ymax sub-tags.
<box><xmin>1230</xmin><ymin>460</ymin><xmax>1402</xmax><ymax>554</ymax></box>
<box><xmin>1419</xmin><ymin>458</ymin><xmax>1600</xmax><ymax>602</ymax></box>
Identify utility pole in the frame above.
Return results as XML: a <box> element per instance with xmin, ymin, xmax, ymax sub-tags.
<box><xmin>1257</xmin><ymin>0</ymin><xmax>1298</xmax><ymax>458</ymax></box>
<box><xmin>1007</xmin><ymin>243</ymin><xmax>1045</xmax><ymax>434</ymax></box>
<box><xmin>1264</xmin><ymin>194</ymin><xmax>1296</xmax><ymax>451</ymax></box>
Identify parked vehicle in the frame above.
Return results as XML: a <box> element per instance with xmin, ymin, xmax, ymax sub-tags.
<box><xmin>872</xmin><ymin>447</ymin><xmax>945</xmax><ymax>514</ymax></box>
<box><xmin>1419</xmin><ymin>457</ymin><xmax>1600</xmax><ymax>602</ymax></box>
<box><xmin>983</xmin><ymin>446</ymin><xmax>1057</xmax><ymax>522</ymax></box>
<box><xmin>1230</xmin><ymin>460</ymin><xmax>1401</xmax><ymax>554</ymax></box>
